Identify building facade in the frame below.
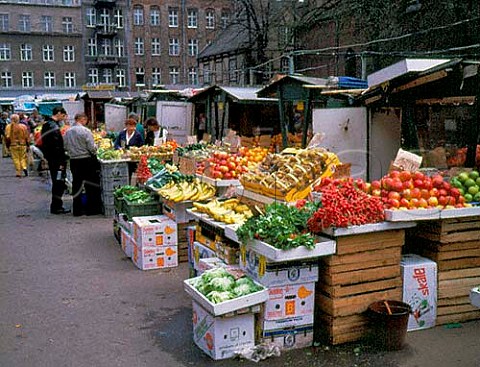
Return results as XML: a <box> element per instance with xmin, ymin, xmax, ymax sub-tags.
<box><xmin>0</xmin><ymin>0</ymin><xmax>84</xmax><ymax>96</ymax></box>
<box><xmin>128</xmin><ymin>0</ymin><xmax>233</xmax><ymax>90</ymax></box>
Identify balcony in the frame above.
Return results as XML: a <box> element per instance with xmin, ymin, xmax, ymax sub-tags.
<box><xmin>93</xmin><ymin>0</ymin><xmax>116</xmax><ymax>7</ymax></box>
<box><xmin>95</xmin><ymin>55</ymin><xmax>119</xmax><ymax>65</ymax></box>
<box><xmin>95</xmin><ymin>24</ymin><xmax>117</xmax><ymax>36</ymax></box>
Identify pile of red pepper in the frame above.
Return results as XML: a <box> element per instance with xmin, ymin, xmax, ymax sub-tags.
<box><xmin>136</xmin><ymin>155</ymin><xmax>152</xmax><ymax>184</ymax></box>
<box><xmin>307</xmin><ymin>178</ymin><xmax>385</xmax><ymax>233</ymax></box>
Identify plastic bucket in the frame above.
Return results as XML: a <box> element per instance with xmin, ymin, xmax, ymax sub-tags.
<box><xmin>368</xmin><ymin>300</ymin><xmax>411</xmax><ymax>351</ymax></box>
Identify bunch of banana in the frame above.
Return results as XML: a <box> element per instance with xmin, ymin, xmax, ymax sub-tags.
<box><xmin>165</xmin><ymin>163</ymin><xmax>178</xmax><ymax>173</ymax></box>
<box><xmin>157</xmin><ymin>178</ymin><xmax>215</xmax><ymax>202</ymax></box>
<box><xmin>192</xmin><ymin>198</ymin><xmax>253</xmax><ymax>225</ymax></box>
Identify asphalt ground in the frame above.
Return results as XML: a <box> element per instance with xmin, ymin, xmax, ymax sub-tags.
<box><xmin>0</xmin><ymin>154</ymin><xmax>479</xmax><ymax>367</ymax></box>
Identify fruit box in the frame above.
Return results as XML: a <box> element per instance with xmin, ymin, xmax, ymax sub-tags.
<box><xmin>401</xmin><ymin>254</ymin><xmax>437</xmax><ymax>331</ymax></box>
<box><xmin>162</xmin><ymin>199</ymin><xmax>193</xmax><ymax>224</ymax></box>
<box><xmin>384</xmin><ymin>208</ymin><xmax>440</xmax><ymax>222</ymax></box>
<box><xmin>193</xmin><ymin>241</ymin><xmax>217</xmax><ymax>271</ymax></box>
<box><xmin>246</xmin><ymin>237</ymin><xmax>336</xmax><ymax>262</ymax></box>
<box><xmin>132</xmin><ymin>243</ymin><xmax>178</xmax><ymax>270</ymax></box>
<box><xmin>183</xmin><ymin>276</ymin><xmax>268</xmax><ymax>317</ymax></box>
<box><xmin>259</xmin><ymin>324</ymin><xmax>314</xmax><ymax>351</ymax></box>
<box><xmin>470</xmin><ymin>287</ymin><xmax>480</xmax><ymax>308</ymax></box>
<box><xmin>239</xmin><ymin>247</ymin><xmax>319</xmax><ymax>287</ymax></box>
<box><xmin>263</xmin><ymin>282</ymin><xmax>315</xmax><ymax>321</ymax></box>
<box><xmin>192</xmin><ymin>300</ymin><xmax>255</xmax><ymax>360</ymax></box>
<box><xmin>132</xmin><ymin>215</ymin><xmax>177</xmax><ymax>247</ymax></box>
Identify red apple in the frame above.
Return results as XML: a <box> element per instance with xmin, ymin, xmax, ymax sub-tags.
<box><xmin>410</xmin><ymin>198</ymin><xmax>420</xmax><ymax>208</ymax></box>
<box><xmin>427</xmin><ymin>196</ymin><xmax>438</xmax><ymax>206</ymax></box>
<box><xmin>429</xmin><ymin>188</ymin><xmax>439</xmax><ymax>197</ymax></box>
<box><xmin>438</xmin><ymin>196</ymin><xmax>448</xmax><ymax>206</ymax></box>
<box><xmin>411</xmin><ymin>188</ymin><xmax>421</xmax><ymax>199</ymax></box>
<box><xmin>413</xmin><ymin>179</ymin><xmax>424</xmax><ymax>189</ymax></box>
<box><xmin>388</xmin><ymin>191</ymin><xmax>401</xmax><ymax>200</ymax></box>
<box><xmin>432</xmin><ymin>175</ymin><xmax>444</xmax><ymax>188</ymax></box>
<box><xmin>413</xmin><ymin>172</ymin><xmax>425</xmax><ymax>181</ymax></box>
<box><xmin>389</xmin><ymin>170</ymin><xmax>401</xmax><ymax>179</ymax></box>
<box><xmin>418</xmin><ymin>198</ymin><xmax>428</xmax><ymax>208</ymax></box>
<box><xmin>402</xmin><ymin>189</ymin><xmax>412</xmax><ymax>200</ymax></box>
<box><xmin>399</xmin><ymin>171</ymin><xmax>412</xmax><ymax>182</ymax></box>
<box><xmin>387</xmin><ymin>198</ymin><xmax>400</xmax><ymax>208</ymax></box>
<box><xmin>371</xmin><ymin>180</ymin><xmax>382</xmax><ymax>190</ymax></box>
<box><xmin>400</xmin><ymin>198</ymin><xmax>410</xmax><ymax>208</ymax></box>
<box><xmin>420</xmin><ymin>189</ymin><xmax>430</xmax><ymax>200</ymax></box>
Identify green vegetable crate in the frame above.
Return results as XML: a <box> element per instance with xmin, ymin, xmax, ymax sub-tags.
<box><xmin>114</xmin><ymin>196</ymin><xmax>124</xmax><ymax>213</ymax></box>
<box><xmin>123</xmin><ymin>199</ymin><xmax>162</xmax><ymax>220</ymax></box>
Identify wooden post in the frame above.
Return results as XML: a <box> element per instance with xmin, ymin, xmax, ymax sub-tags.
<box><xmin>302</xmin><ymin>88</ymin><xmax>313</xmax><ymax>148</ymax></box>
<box><xmin>278</xmin><ymin>86</ymin><xmax>288</xmax><ymax>149</ymax></box>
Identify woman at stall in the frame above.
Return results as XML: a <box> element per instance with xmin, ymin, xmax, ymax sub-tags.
<box><xmin>144</xmin><ymin>117</ymin><xmax>163</xmax><ymax>146</ymax></box>
<box><xmin>114</xmin><ymin>118</ymin><xmax>144</xmax><ymax>150</ymax></box>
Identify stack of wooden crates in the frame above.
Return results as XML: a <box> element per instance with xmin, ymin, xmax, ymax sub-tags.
<box><xmin>315</xmin><ymin>230</ymin><xmax>405</xmax><ymax>344</ymax></box>
<box><xmin>407</xmin><ymin>216</ymin><xmax>480</xmax><ymax>324</ymax></box>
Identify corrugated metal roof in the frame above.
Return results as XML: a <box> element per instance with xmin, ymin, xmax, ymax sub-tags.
<box><xmin>82</xmin><ymin>91</ymin><xmax>142</xmax><ymax>99</ymax></box>
<box><xmin>188</xmin><ymin>85</ymin><xmax>277</xmax><ymax>103</ymax></box>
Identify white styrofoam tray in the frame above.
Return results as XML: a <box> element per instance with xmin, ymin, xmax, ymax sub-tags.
<box><xmin>384</xmin><ymin>208</ymin><xmax>440</xmax><ymax>222</ymax></box>
<box><xmin>440</xmin><ymin>206</ymin><xmax>480</xmax><ymax>219</ymax></box>
<box><xmin>183</xmin><ymin>277</ymin><xmax>268</xmax><ymax>316</ymax></box>
<box><xmin>196</xmin><ymin>174</ymin><xmax>241</xmax><ymax>187</ymax></box>
<box><xmin>224</xmin><ymin>224</ymin><xmax>240</xmax><ymax>243</ymax></box>
<box><xmin>235</xmin><ymin>186</ymin><xmax>286</xmax><ymax>204</ymax></box>
<box><xmin>187</xmin><ymin>209</ymin><xmax>228</xmax><ymax>231</ymax></box>
<box><xmin>98</xmin><ymin>158</ymin><xmax>131</xmax><ymax>164</ymax></box>
<box><xmin>470</xmin><ymin>287</ymin><xmax>480</xmax><ymax>308</ymax></box>
<box><xmin>321</xmin><ymin>221</ymin><xmax>416</xmax><ymax>237</ymax></box>
<box><xmin>246</xmin><ymin>236</ymin><xmax>336</xmax><ymax>262</ymax></box>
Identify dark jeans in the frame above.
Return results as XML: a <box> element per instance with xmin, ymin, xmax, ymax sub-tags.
<box><xmin>69</xmin><ymin>157</ymin><xmax>102</xmax><ymax>215</ymax></box>
<box><xmin>48</xmin><ymin>160</ymin><xmax>66</xmax><ymax>212</ymax></box>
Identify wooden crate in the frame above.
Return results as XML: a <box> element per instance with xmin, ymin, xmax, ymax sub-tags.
<box><xmin>315</xmin><ymin>312</ymin><xmax>371</xmax><ymax>346</ymax></box>
<box><xmin>177</xmin><ymin>221</ymin><xmax>196</xmax><ymax>263</ymax></box>
<box><xmin>412</xmin><ymin>217</ymin><xmax>480</xmax><ymax>243</ymax></box>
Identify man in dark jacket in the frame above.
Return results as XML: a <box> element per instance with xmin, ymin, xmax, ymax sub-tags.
<box><xmin>41</xmin><ymin>106</ymin><xmax>70</xmax><ymax>214</ymax></box>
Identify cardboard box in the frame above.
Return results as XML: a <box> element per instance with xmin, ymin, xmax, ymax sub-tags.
<box><xmin>260</xmin><ymin>324</ymin><xmax>313</xmax><ymax>350</ymax></box>
<box><xmin>186</xmin><ymin>226</ymin><xmax>196</xmax><ymax>265</ymax></box>
<box><xmin>132</xmin><ymin>215</ymin><xmax>177</xmax><ymax>247</ymax></box>
<box><xmin>193</xmin><ymin>241</ymin><xmax>217</xmax><ymax>271</ymax></box>
<box><xmin>197</xmin><ymin>257</ymin><xmax>226</xmax><ymax>275</ymax></box>
<box><xmin>240</xmin><ymin>248</ymin><xmax>319</xmax><ymax>287</ymax></box>
<box><xmin>132</xmin><ymin>243</ymin><xmax>178</xmax><ymax>270</ymax></box>
<box><xmin>192</xmin><ymin>301</ymin><xmax>255</xmax><ymax>360</ymax></box>
<box><xmin>401</xmin><ymin>254</ymin><xmax>437</xmax><ymax>331</ymax></box>
<box><xmin>258</xmin><ymin>313</ymin><xmax>314</xmax><ymax>332</ymax></box>
<box><xmin>120</xmin><ymin>228</ymin><xmax>133</xmax><ymax>258</ymax></box>
<box><xmin>117</xmin><ymin>213</ymin><xmax>133</xmax><ymax>234</ymax></box>
<box><xmin>216</xmin><ymin>241</ymin><xmax>239</xmax><ymax>265</ymax></box>
<box><xmin>264</xmin><ymin>282</ymin><xmax>315</xmax><ymax>321</ymax></box>
<box><xmin>162</xmin><ymin>199</ymin><xmax>193</xmax><ymax>224</ymax></box>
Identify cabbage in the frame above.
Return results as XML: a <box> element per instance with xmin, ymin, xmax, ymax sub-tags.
<box><xmin>207</xmin><ymin>291</ymin><xmax>234</xmax><ymax>304</ymax></box>
<box><xmin>202</xmin><ymin>267</ymin><xmax>232</xmax><ymax>283</ymax></box>
<box><xmin>233</xmin><ymin>277</ymin><xmax>262</xmax><ymax>296</ymax></box>
<box><xmin>209</xmin><ymin>276</ymin><xmax>235</xmax><ymax>292</ymax></box>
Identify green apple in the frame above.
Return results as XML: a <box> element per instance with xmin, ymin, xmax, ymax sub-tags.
<box><xmin>468</xmin><ymin>185</ymin><xmax>479</xmax><ymax>195</ymax></box>
<box><xmin>474</xmin><ymin>192</ymin><xmax>480</xmax><ymax>202</ymax></box>
<box><xmin>464</xmin><ymin>178</ymin><xmax>476</xmax><ymax>188</ymax></box>
<box><xmin>464</xmin><ymin>193</ymin><xmax>473</xmax><ymax>202</ymax></box>
<box><xmin>476</xmin><ymin>177</ymin><xmax>480</xmax><ymax>186</ymax></box>
<box><xmin>458</xmin><ymin>172</ymin><xmax>469</xmax><ymax>183</ymax></box>
<box><xmin>469</xmin><ymin>170</ymin><xmax>479</xmax><ymax>180</ymax></box>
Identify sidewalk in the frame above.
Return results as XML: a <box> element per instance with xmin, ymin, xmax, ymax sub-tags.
<box><xmin>0</xmin><ymin>154</ymin><xmax>479</xmax><ymax>367</ymax></box>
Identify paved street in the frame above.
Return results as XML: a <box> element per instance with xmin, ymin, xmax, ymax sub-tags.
<box><xmin>0</xmin><ymin>155</ymin><xmax>479</xmax><ymax>367</ymax></box>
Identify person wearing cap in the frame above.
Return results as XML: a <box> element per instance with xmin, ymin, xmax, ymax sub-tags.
<box><xmin>64</xmin><ymin>113</ymin><xmax>102</xmax><ymax>216</ymax></box>
<box><xmin>41</xmin><ymin>106</ymin><xmax>70</xmax><ymax>214</ymax></box>
<box><xmin>114</xmin><ymin>118</ymin><xmax>144</xmax><ymax>150</ymax></box>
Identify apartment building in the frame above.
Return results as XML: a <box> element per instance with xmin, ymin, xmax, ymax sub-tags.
<box><xmin>128</xmin><ymin>0</ymin><xmax>233</xmax><ymax>89</ymax></box>
<box><xmin>0</xmin><ymin>0</ymin><xmax>84</xmax><ymax>96</ymax></box>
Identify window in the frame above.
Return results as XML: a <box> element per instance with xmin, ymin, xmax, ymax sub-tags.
<box><xmin>100</xmin><ymin>39</ymin><xmax>112</xmax><ymax>56</ymax></box>
<box><xmin>205</xmin><ymin>9</ymin><xmax>215</xmax><ymax>29</ymax></box>
<box><xmin>133</xmin><ymin>6</ymin><xmax>144</xmax><ymax>26</ymax></box>
<box><xmin>99</xmin><ymin>9</ymin><xmax>109</xmax><ymax>26</ymax></box>
<box><xmin>103</xmin><ymin>69</ymin><xmax>113</xmax><ymax>83</ymax></box>
<box><xmin>278</xmin><ymin>26</ymin><xmax>292</xmax><ymax>49</ymax></box>
<box><xmin>44</xmin><ymin>71</ymin><xmax>55</xmax><ymax>88</ymax></box>
<box><xmin>169</xmin><ymin>67</ymin><xmax>179</xmax><ymax>84</ymax></box>
<box><xmin>114</xmin><ymin>9</ymin><xmax>123</xmax><ymax>28</ymax></box>
<box><xmin>150</xmin><ymin>7</ymin><xmax>160</xmax><ymax>26</ymax></box>
<box><xmin>151</xmin><ymin>38</ymin><xmax>161</xmax><ymax>56</ymax></box>
<box><xmin>87</xmin><ymin>38</ymin><xmax>97</xmax><ymax>56</ymax></box>
<box><xmin>203</xmin><ymin>64</ymin><xmax>211</xmax><ymax>84</ymax></box>
<box><xmin>22</xmin><ymin>71</ymin><xmax>33</xmax><ymax>88</ymax></box>
<box><xmin>43</xmin><ymin>45</ymin><xmax>54</xmax><ymax>61</ymax></box>
<box><xmin>188</xmin><ymin>39</ymin><xmax>198</xmax><ymax>57</ymax></box>
<box><xmin>221</xmin><ymin>10</ymin><xmax>230</xmax><ymax>29</ymax></box>
<box><xmin>62</xmin><ymin>17</ymin><xmax>73</xmax><ymax>33</ymax></box>
<box><xmin>1</xmin><ymin>71</ymin><xmax>12</xmax><ymax>88</ymax></box>
<box><xmin>0</xmin><ymin>14</ymin><xmax>9</xmax><ymax>31</ymax></box>
<box><xmin>86</xmin><ymin>8</ymin><xmax>96</xmax><ymax>27</ymax></box>
<box><xmin>135</xmin><ymin>67</ymin><xmax>145</xmax><ymax>86</ymax></box>
<box><xmin>187</xmin><ymin>9</ymin><xmax>197</xmax><ymax>28</ymax></box>
<box><xmin>188</xmin><ymin>67</ymin><xmax>197</xmax><ymax>85</ymax></box>
<box><xmin>152</xmin><ymin>68</ymin><xmax>161</xmax><ymax>86</ymax></box>
<box><xmin>64</xmin><ymin>72</ymin><xmax>76</xmax><ymax>88</ymax></box>
<box><xmin>18</xmin><ymin>15</ymin><xmax>30</xmax><ymax>32</ymax></box>
<box><xmin>114</xmin><ymin>39</ymin><xmax>124</xmax><ymax>57</ymax></box>
<box><xmin>134</xmin><ymin>38</ymin><xmax>144</xmax><ymax>55</ymax></box>
<box><xmin>0</xmin><ymin>43</ymin><xmax>10</xmax><ymax>60</ymax></box>
<box><xmin>41</xmin><ymin>16</ymin><xmax>53</xmax><ymax>32</ymax></box>
<box><xmin>168</xmin><ymin>38</ymin><xmax>179</xmax><ymax>56</ymax></box>
<box><xmin>229</xmin><ymin>58</ymin><xmax>238</xmax><ymax>83</ymax></box>
<box><xmin>116</xmin><ymin>69</ymin><xmax>126</xmax><ymax>87</ymax></box>
<box><xmin>168</xmin><ymin>8</ymin><xmax>178</xmax><ymax>27</ymax></box>
<box><xmin>20</xmin><ymin>44</ymin><xmax>32</xmax><ymax>61</ymax></box>
<box><xmin>63</xmin><ymin>45</ymin><xmax>74</xmax><ymax>62</ymax></box>
<box><xmin>88</xmin><ymin>68</ymin><xmax>98</xmax><ymax>84</ymax></box>
<box><xmin>280</xmin><ymin>57</ymin><xmax>289</xmax><ymax>73</ymax></box>
<box><xmin>215</xmin><ymin>60</ymin><xmax>223</xmax><ymax>83</ymax></box>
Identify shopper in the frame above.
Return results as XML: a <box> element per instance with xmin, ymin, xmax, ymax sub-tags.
<box><xmin>114</xmin><ymin>118</ymin><xmax>144</xmax><ymax>150</ymax></box>
<box><xmin>5</xmin><ymin>114</ymin><xmax>29</xmax><ymax>177</ymax></box>
<box><xmin>144</xmin><ymin>117</ymin><xmax>163</xmax><ymax>146</ymax></box>
<box><xmin>64</xmin><ymin>113</ymin><xmax>102</xmax><ymax>216</ymax></box>
<box><xmin>128</xmin><ymin>112</ymin><xmax>145</xmax><ymax>139</ymax></box>
<box><xmin>1</xmin><ymin>112</ymin><xmax>11</xmax><ymax>158</ymax></box>
<box><xmin>41</xmin><ymin>106</ymin><xmax>70</xmax><ymax>214</ymax></box>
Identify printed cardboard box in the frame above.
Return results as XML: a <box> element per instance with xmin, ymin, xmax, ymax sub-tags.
<box><xmin>120</xmin><ymin>228</ymin><xmax>133</xmax><ymax>258</ymax></box>
<box><xmin>132</xmin><ymin>215</ymin><xmax>177</xmax><ymax>247</ymax></box>
<box><xmin>186</xmin><ymin>226</ymin><xmax>196</xmax><ymax>265</ymax></box>
<box><xmin>401</xmin><ymin>254</ymin><xmax>437</xmax><ymax>331</ymax></box>
<box><xmin>259</xmin><ymin>324</ymin><xmax>314</xmax><ymax>350</ymax></box>
<box><xmin>264</xmin><ymin>282</ymin><xmax>315</xmax><ymax>321</ymax></box>
<box><xmin>132</xmin><ymin>243</ymin><xmax>178</xmax><ymax>270</ymax></box>
<box><xmin>192</xmin><ymin>301</ymin><xmax>255</xmax><ymax>360</ymax></box>
<box><xmin>193</xmin><ymin>241</ymin><xmax>217</xmax><ymax>271</ymax></box>
<box><xmin>240</xmin><ymin>248</ymin><xmax>318</xmax><ymax>287</ymax></box>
